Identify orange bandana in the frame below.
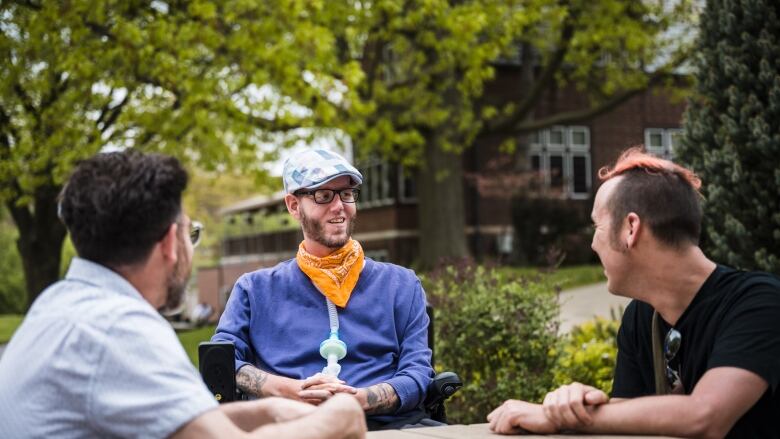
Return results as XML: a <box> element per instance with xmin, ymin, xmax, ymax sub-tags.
<box><xmin>296</xmin><ymin>239</ymin><xmax>364</xmax><ymax>308</ymax></box>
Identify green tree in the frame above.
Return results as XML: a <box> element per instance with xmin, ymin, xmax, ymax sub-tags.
<box><xmin>0</xmin><ymin>207</ymin><xmax>25</xmax><ymax>314</ymax></box>
<box><xmin>183</xmin><ymin>168</ymin><xmax>275</xmax><ymax>267</ymax></box>
<box><xmin>0</xmin><ymin>1</ymin><xmax>340</xmax><ymax>308</ymax></box>
<box><xmin>1</xmin><ymin>1</ymin><xmax>699</xmax><ymax>308</ymax></box>
<box><xmin>677</xmin><ymin>0</ymin><xmax>780</xmax><ymax>273</ymax></box>
<box><xmin>284</xmin><ymin>0</ymin><xmax>696</xmax><ymax>268</ymax></box>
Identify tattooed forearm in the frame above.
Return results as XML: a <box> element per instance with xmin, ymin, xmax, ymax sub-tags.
<box><xmin>363</xmin><ymin>383</ymin><xmax>400</xmax><ymax>415</ymax></box>
<box><xmin>236</xmin><ymin>364</ymin><xmax>269</xmax><ymax>397</ymax></box>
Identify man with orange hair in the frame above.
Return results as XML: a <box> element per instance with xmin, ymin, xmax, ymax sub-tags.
<box><xmin>212</xmin><ymin>148</ymin><xmax>435</xmax><ymax>430</ymax></box>
<box><xmin>488</xmin><ymin>147</ymin><xmax>780</xmax><ymax>438</ymax></box>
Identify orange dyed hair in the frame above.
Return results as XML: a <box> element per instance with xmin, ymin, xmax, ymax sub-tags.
<box><xmin>599</xmin><ymin>146</ymin><xmax>704</xmax><ymax>248</ymax></box>
<box><xmin>598</xmin><ymin>146</ymin><xmax>701</xmax><ymax>192</ymax></box>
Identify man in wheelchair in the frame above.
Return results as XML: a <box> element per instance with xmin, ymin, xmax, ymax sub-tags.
<box><xmin>209</xmin><ymin>148</ymin><xmax>459</xmax><ymax>430</ymax></box>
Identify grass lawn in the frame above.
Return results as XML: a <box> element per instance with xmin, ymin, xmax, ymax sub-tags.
<box><xmin>497</xmin><ymin>264</ymin><xmax>605</xmax><ymax>291</ymax></box>
<box><xmin>0</xmin><ymin>314</ymin><xmax>214</xmax><ymax>367</ymax></box>
<box><xmin>177</xmin><ymin>324</ymin><xmax>217</xmax><ymax>367</ymax></box>
<box><xmin>0</xmin><ymin>314</ymin><xmax>23</xmax><ymax>344</ymax></box>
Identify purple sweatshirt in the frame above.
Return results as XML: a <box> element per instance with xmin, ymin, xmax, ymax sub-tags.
<box><xmin>212</xmin><ymin>258</ymin><xmax>433</xmax><ymax>420</ymax></box>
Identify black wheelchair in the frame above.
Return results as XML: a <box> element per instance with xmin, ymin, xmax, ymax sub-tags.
<box><xmin>198</xmin><ymin>305</ymin><xmax>462</xmax><ymax>424</ymax></box>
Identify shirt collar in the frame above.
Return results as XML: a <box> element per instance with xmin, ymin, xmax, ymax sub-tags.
<box><xmin>65</xmin><ymin>257</ymin><xmax>146</xmax><ymax>302</ymax></box>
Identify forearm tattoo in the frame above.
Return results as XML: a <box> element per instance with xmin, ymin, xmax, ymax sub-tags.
<box><xmin>364</xmin><ymin>383</ymin><xmax>400</xmax><ymax>415</ymax></box>
<box><xmin>236</xmin><ymin>365</ymin><xmax>269</xmax><ymax>397</ymax></box>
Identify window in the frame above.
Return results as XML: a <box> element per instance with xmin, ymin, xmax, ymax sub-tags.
<box><xmin>644</xmin><ymin>128</ymin><xmax>682</xmax><ymax>159</ymax></box>
<box><xmin>357</xmin><ymin>157</ymin><xmax>394</xmax><ymax>207</ymax></box>
<box><xmin>398</xmin><ymin>165</ymin><xmax>417</xmax><ymax>203</ymax></box>
<box><xmin>529</xmin><ymin>126</ymin><xmax>591</xmax><ymax>199</ymax></box>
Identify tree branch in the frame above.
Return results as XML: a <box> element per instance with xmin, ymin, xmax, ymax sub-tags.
<box><xmin>5</xmin><ymin>191</ymin><xmax>32</xmax><ymax>237</ymax></box>
<box><xmin>10</xmin><ymin>0</ymin><xmax>42</xmax><ymax>10</ymax></box>
<box><xmin>484</xmin><ymin>10</ymin><xmax>576</xmax><ymax>135</ymax></box>
<box><xmin>12</xmin><ymin>84</ymin><xmax>39</xmax><ymax>123</ymax></box>
<box><xmin>510</xmin><ymin>71</ymin><xmax>677</xmax><ymax>135</ymax></box>
<box><xmin>99</xmin><ymin>90</ymin><xmax>132</xmax><ymax>134</ymax></box>
<box><xmin>40</xmin><ymin>71</ymin><xmax>69</xmax><ymax>111</ymax></box>
<box><xmin>83</xmin><ymin>20</ymin><xmax>116</xmax><ymax>42</ymax></box>
<box><xmin>0</xmin><ymin>105</ymin><xmax>19</xmax><ymax>151</ymax></box>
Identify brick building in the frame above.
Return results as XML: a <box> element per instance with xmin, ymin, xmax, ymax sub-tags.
<box><xmin>196</xmin><ymin>72</ymin><xmax>687</xmax><ymax>318</ymax></box>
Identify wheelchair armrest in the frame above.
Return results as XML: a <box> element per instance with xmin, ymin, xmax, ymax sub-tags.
<box><xmin>199</xmin><ymin>341</ymin><xmax>243</xmax><ymax>403</ymax></box>
<box><xmin>423</xmin><ymin>371</ymin><xmax>463</xmax><ymax>422</ymax></box>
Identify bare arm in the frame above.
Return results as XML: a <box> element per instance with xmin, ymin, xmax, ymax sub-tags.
<box><xmin>170</xmin><ymin>393</ymin><xmax>366</xmax><ymax>439</ymax></box>
<box><xmin>236</xmin><ymin>364</ymin><xmax>304</xmax><ymax>401</ymax></box>
<box><xmin>580</xmin><ymin>367</ymin><xmax>767</xmax><ymax>439</ymax></box>
<box><xmin>491</xmin><ymin>367</ymin><xmax>767</xmax><ymax>438</ymax></box>
<box><xmin>355</xmin><ymin>382</ymin><xmax>400</xmax><ymax>415</ymax></box>
<box><xmin>218</xmin><ymin>397</ymin><xmax>315</xmax><ymax>431</ymax></box>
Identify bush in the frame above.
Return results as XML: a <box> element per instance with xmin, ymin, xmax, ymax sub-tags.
<box><xmin>511</xmin><ymin>196</ymin><xmax>596</xmax><ymax>266</ymax></box>
<box><xmin>552</xmin><ymin>316</ymin><xmax>620</xmax><ymax>395</ymax></box>
<box><xmin>424</xmin><ymin>262</ymin><xmax>560</xmax><ymax>424</ymax></box>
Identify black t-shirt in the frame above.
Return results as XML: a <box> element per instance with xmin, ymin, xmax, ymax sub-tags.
<box><xmin>612</xmin><ymin>265</ymin><xmax>780</xmax><ymax>439</ymax></box>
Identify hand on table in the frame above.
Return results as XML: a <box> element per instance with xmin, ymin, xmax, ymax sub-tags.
<box><xmin>487</xmin><ymin>399</ymin><xmax>557</xmax><ymax>435</ymax></box>
<box><xmin>298</xmin><ymin>373</ymin><xmax>358</xmax><ymax>405</ymax></box>
<box><xmin>542</xmin><ymin>382</ymin><xmax>609</xmax><ymax>430</ymax></box>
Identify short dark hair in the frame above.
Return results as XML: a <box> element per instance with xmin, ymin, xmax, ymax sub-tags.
<box><xmin>59</xmin><ymin>150</ymin><xmax>188</xmax><ymax>266</ymax></box>
<box><xmin>599</xmin><ymin>147</ymin><xmax>703</xmax><ymax>248</ymax></box>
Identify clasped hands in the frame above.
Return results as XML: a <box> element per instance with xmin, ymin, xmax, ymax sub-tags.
<box><xmin>297</xmin><ymin>373</ymin><xmax>359</xmax><ymax>406</ymax></box>
<box><xmin>487</xmin><ymin>382</ymin><xmax>609</xmax><ymax>435</ymax></box>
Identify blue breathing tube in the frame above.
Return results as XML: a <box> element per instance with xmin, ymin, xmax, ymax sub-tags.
<box><xmin>320</xmin><ymin>298</ymin><xmax>347</xmax><ymax>377</ymax></box>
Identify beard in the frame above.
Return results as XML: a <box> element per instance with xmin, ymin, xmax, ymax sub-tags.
<box><xmin>161</xmin><ymin>234</ymin><xmax>192</xmax><ymax>313</ymax></box>
<box><xmin>300</xmin><ymin>207</ymin><xmax>356</xmax><ymax>250</ymax></box>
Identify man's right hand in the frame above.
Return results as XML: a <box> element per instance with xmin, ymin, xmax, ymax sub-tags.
<box><xmin>487</xmin><ymin>399</ymin><xmax>557</xmax><ymax>434</ymax></box>
<box><xmin>298</xmin><ymin>373</ymin><xmax>358</xmax><ymax>405</ymax></box>
<box><xmin>541</xmin><ymin>382</ymin><xmax>609</xmax><ymax>430</ymax></box>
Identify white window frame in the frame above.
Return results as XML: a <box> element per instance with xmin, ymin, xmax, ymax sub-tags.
<box><xmin>398</xmin><ymin>164</ymin><xmax>417</xmax><ymax>204</ymax></box>
<box><xmin>644</xmin><ymin>128</ymin><xmax>682</xmax><ymax>159</ymax></box>
<box><xmin>568</xmin><ymin>151</ymin><xmax>592</xmax><ymax>199</ymax></box>
<box><xmin>528</xmin><ymin>126</ymin><xmax>592</xmax><ymax>199</ymax></box>
<box><xmin>357</xmin><ymin>157</ymin><xmax>395</xmax><ymax>208</ymax></box>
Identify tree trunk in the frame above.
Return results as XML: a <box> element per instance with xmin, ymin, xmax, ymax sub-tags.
<box><xmin>7</xmin><ymin>185</ymin><xmax>68</xmax><ymax>310</ymax></box>
<box><xmin>416</xmin><ymin>140</ymin><xmax>470</xmax><ymax>269</ymax></box>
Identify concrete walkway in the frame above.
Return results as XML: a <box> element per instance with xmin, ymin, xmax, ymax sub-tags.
<box><xmin>558</xmin><ymin>281</ymin><xmax>631</xmax><ymax>333</ymax></box>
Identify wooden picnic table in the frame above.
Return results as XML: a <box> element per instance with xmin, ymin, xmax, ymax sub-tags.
<box><xmin>367</xmin><ymin>423</ymin><xmax>681</xmax><ymax>439</ymax></box>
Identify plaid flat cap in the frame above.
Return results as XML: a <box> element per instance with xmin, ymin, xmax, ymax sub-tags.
<box><xmin>282</xmin><ymin>148</ymin><xmax>363</xmax><ymax>194</ymax></box>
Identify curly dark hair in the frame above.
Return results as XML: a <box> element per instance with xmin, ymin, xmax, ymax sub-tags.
<box><xmin>59</xmin><ymin>150</ymin><xmax>188</xmax><ymax>266</ymax></box>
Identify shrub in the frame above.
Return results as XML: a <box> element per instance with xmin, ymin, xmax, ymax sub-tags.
<box><xmin>511</xmin><ymin>196</ymin><xmax>596</xmax><ymax>266</ymax></box>
<box><xmin>552</xmin><ymin>316</ymin><xmax>620</xmax><ymax>394</ymax></box>
<box><xmin>424</xmin><ymin>262</ymin><xmax>560</xmax><ymax>424</ymax></box>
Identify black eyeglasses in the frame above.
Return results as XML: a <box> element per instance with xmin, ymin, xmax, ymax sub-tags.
<box><xmin>295</xmin><ymin>188</ymin><xmax>360</xmax><ymax>204</ymax></box>
<box><xmin>190</xmin><ymin>221</ymin><xmax>203</xmax><ymax>248</ymax></box>
<box><xmin>664</xmin><ymin>328</ymin><xmax>682</xmax><ymax>390</ymax></box>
